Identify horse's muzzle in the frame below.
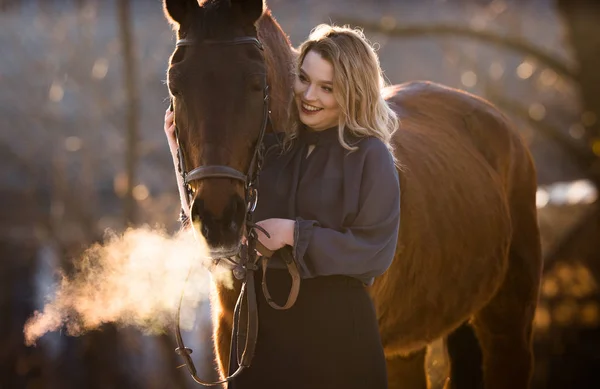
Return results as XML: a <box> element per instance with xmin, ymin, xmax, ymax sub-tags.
<box><xmin>190</xmin><ymin>193</ymin><xmax>246</xmax><ymax>248</ymax></box>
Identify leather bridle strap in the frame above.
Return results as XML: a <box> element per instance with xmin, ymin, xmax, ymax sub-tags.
<box><xmin>177</xmin><ymin>37</ymin><xmax>264</xmax><ymax>49</ymax></box>
<box><xmin>255</xmin><ymin>241</ymin><xmax>301</xmax><ymax>310</ymax></box>
<box><xmin>185</xmin><ymin>165</ymin><xmax>247</xmax><ymax>183</ymax></box>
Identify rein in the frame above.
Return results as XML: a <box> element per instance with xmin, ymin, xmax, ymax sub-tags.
<box><xmin>170</xmin><ymin>35</ymin><xmax>300</xmax><ymax>387</ymax></box>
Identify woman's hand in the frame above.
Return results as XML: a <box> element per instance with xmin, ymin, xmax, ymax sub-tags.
<box><xmin>164</xmin><ymin>108</ymin><xmax>190</xmax><ymax>216</ymax></box>
<box><xmin>164</xmin><ymin>108</ymin><xmax>178</xmax><ymax>155</ymax></box>
<box><xmin>255</xmin><ymin>218</ymin><xmax>295</xmax><ymax>252</ymax></box>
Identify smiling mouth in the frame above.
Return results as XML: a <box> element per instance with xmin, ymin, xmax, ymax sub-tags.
<box><xmin>301</xmin><ymin>102</ymin><xmax>323</xmax><ymax>114</ymax></box>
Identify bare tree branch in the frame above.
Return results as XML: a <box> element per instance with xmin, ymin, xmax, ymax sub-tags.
<box><xmin>486</xmin><ymin>92</ymin><xmax>595</xmax><ymax>171</ymax></box>
<box><xmin>331</xmin><ymin>16</ymin><xmax>577</xmax><ymax>83</ymax></box>
<box><xmin>117</xmin><ymin>0</ymin><xmax>141</xmax><ymax>225</ymax></box>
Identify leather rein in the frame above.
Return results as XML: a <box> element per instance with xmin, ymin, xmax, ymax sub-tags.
<box><xmin>170</xmin><ymin>36</ymin><xmax>300</xmax><ymax>386</ymax></box>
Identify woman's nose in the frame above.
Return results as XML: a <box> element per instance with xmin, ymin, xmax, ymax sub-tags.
<box><xmin>303</xmin><ymin>84</ymin><xmax>317</xmax><ymax>101</ymax></box>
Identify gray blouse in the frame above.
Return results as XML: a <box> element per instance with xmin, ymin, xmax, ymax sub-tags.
<box><xmin>254</xmin><ymin>126</ymin><xmax>400</xmax><ymax>285</ymax></box>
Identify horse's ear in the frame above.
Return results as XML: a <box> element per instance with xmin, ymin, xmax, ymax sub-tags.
<box><xmin>163</xmin><ymin>0</ymin><xmax>198</xmax><ymax>28</ymax></box>
<box><xmin>230</xmin><ymin>0</ymin><xmax>265</xmax><ymax>27</ymax></box>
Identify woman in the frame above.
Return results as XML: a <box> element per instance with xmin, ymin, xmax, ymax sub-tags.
<box><xmin>165</xmin><ymin>24</ymin><xmax>400</xmax><ymax>389</ymax></box>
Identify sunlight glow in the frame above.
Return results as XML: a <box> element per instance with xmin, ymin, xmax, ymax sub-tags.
<box><xmin>593</xmin><ymin>140</ymin><xmax>600</xmax><ymax>157</ymax></box>
<box><xmin>528</xmin><ymin>103</ymin><xmax>546</xmax><ymax>121</ymax></box>
<box><xmin>539</xmin><ymin>261</ymin><xmax>599</xmax><ymax>329</ymax></box>
<box><xmin>113</xmin><ymin>172</ymin><xmax>128</xmax><ymax>197</ymax></box>
<box><xmin>538</xmin><ymin>68</ymin><xmax>558</xmax><ymax>87</ymax></box>
<box><xmin>564</xmin><ymin>180</ymin><xmax>598</xmax><ymax>205</ymax></box>
<box><xmin>133</xmin><ymin>184</ymin><xmax>150</xmax><ymax>201</ymax></box>
<box><xmin>64</xmin><ymin>136</ymin><xmax>83</xmax><ymax>152</ymax></box>
<box><xmin>92</xmin><ymin>58</ymin><xmax>109</xmax><ymax>80</ymax></box>
<box><xmin>536</xmin><ymin>188</ymin><xmax>550</xmax><ymax>208</ymax></box>
<box><xmin>460</xmin><ymin>71</ymin><xmax>477</xmax><ymax>88</ymax></box>
<box><xmin>553</xmin><ymin>301</ymin><xmax>577</xmax><ymax>326</ymax></box>
<box><xmin>489</xmin><ymin>0</ymin><xmax>507</xmax><ymax>15</ymax></box>
<box><xmin>534</xmin><ymin>305</ymin><xmax>551</xmax><ymax>331</ymax></box>
<box><xmin>380</xmin><ymin>16</ymin><xmax>396</xmax><ymax>31</ymax></box>
<box><xmin>516</xmin><ymin>61</ymin><xmax>535</xmax><ymax>80</ymax></box>
<box><xmin>580</xmin><ymin>303</ymin><xmax>599</xmax><ymax>327</ymax></box>
<box><xmin>541</xmin><ymin>278</ymin><xmax>559</xmax><ymax>298</ymax></box>
<box><xmin>49</xmin><ymin>81</ymin><xmax>64</xmax><ymax>102</ymax></box>
<box><xmin>536</xmin><ymin>179</ymin><xmax>597</xmax><ymax>208</ymax></box>
<box><xmin>568</xmin><ymin>123</ymin><xmax>586</xmax><ymax>139</ymax></box>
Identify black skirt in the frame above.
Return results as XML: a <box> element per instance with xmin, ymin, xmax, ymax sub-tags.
<box><xmin>227</xmin><ymin>268</ymin><xmax>387</xmax><ymax>389</ymax></box>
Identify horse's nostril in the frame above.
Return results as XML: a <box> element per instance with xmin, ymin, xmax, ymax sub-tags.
<box><xmin>191</xmin><ymin>198</ymin><xmax>204</xmax><ymax>217</ymax></box>
<box><xmin>189</xmin><ymin>193</ymin><xmax>246</xmax><ymax>247</ymax></box>
<box><xmin>190</xmin><ymin>198</ymin><xmax>211</xmax><ymax>238</ymax></box>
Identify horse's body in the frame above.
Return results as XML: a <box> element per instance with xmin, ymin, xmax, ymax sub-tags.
<box><xmin>163</xmin><ymin>1</ymin><xmax>542</xmax><ymax>388</ymax></box>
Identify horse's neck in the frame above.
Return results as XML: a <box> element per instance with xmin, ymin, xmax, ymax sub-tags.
<box><xmin>257</xmin><ymin>11</ymin><xmax>296</xmax><ymax>133</ymax></box>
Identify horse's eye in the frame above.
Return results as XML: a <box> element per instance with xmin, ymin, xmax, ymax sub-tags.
<box><xmin>167</xmin><ymin>73</ymin><xmax>182</xmax><ymax>97</ymax></box>
<box><xmin>168</xmin><ymin>80</ymin><xmax>181</xmax><ymax>97</ymax></box>
<box><xmin>171</xmin><ymin>47</ymin><xmax>186</xmax><ymax>65</ymax></box>
<box><xmin>248</xmin><ymin>74</ymin><xmax>265</xmax><ymax>92</ymax></box>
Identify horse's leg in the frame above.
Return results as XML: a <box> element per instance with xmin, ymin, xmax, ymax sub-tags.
<box><xmin>471</xmin><ymin>153</ymin><xmax>542</xmax><ymax>389</ymax></box>
<box><xmin>213</xmin><ymin>310</ymin><xmax>233</xmax><ymax>379</ymax></box>
<box><xmin>211</xmin><ymin>282</ymin><xmax>239</xmax><ymax>379</ymax></box>
<box><xmin>386</xmin><ymin>348</ymin><xmax>429</xmax><ymax>389</ymax></box>
<box><xmin>470</xmin><ymin>253</ymin><xmax>539</xmax><ymax>389</ymax></box>
<box><xmin>443</xmin><ymin>322</ymin><xmax>484</xmax><ymax>389</ymax></box>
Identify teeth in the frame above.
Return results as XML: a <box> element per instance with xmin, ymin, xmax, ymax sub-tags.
<box><xmin>302</xmin><ymin>103</ymin><xmax>322</xmax><ymax>112</ymax></box>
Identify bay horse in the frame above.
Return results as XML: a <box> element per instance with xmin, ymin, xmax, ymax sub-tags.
<box><xmin>162</xmin><ymin>0</ymin><xmax>542</xmax><ymax>388</ymax></box>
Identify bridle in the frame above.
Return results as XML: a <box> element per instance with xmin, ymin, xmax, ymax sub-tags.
<box><xmin>172</xmin><ymin>36</ymin><xmax>269</xmax><ymax>259</ymax></box>
<box><xmin>170</xmin><ymin>35</ymin><xmax>300</xmax><ymax>387</ymax></box>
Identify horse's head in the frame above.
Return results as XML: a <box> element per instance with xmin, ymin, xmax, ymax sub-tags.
<box><xmin>163</xmin><ymin>0</ymin><xmax>267</xmax><ymax>254</ymax></box>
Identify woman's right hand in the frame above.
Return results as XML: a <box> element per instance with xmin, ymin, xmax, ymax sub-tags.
<box><xmin>164</xmin><ymin>108</ymin><xmax>177</xmax><ymax>154</ymax></box>
<box><xmin>164</xmin><ymin>107</ymin><xmax>191</xmax><ymax>216</ymax></box>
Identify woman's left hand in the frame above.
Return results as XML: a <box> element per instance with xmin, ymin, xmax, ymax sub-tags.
<box><xmin>255</xmin><ymin>218</ymin><xmax>295</xmax><ymax>251</ymax></box>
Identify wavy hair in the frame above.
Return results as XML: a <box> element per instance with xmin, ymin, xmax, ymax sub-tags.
<box><xmin>285</xmin><ymin>24</ymin><xmax>399</xmax><ymax>158</ymax></box>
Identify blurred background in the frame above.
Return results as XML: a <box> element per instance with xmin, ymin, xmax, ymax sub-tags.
<box><xmin>1</xmin><ymin>0</ymin><xmax>599</xmax><ymax>388</ymax></box>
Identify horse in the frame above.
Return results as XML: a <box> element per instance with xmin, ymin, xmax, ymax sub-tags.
<box><xmin>162</xmin><ymin>0</ymin><xmax>543</xmax><ymax>388</ymax></box>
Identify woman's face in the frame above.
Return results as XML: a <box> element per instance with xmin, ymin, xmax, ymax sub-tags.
<box><xmin>294</xmin><ymin>50</ymin><xmax>340</xmax><ymax>131</ymax></box>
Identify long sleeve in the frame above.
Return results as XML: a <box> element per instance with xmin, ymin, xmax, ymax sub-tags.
<box><xmin>292</xmin><ymin>139</ymin><xmax>400</xmax><ymax>285</ymax></box>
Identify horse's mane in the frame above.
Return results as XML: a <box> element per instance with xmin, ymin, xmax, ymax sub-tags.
<box><xmin>185</xmin><ymin>0</ymin><xmax>239</xmax><ymax>39</ymax></box>
<box><xmin>256</xmin><ymin>10</ymin><xmax>296</xmax><ymax>133</ymax></box>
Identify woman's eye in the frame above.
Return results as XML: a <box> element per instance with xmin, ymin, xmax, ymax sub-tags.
<box><xmin>322</xmin><ymin>86</ymin><xmax>333</xmax><ymax>93</ymax></box>
<box><xmin>298</xmin><ymin>74</ymin><xmax>308</xmax><ymax>83</ymax></box>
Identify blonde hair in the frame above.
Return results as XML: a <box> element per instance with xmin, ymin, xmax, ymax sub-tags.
<box><xmin>285</xmin><ymin>24</ymin><xmax>399</xmax><ymax>157</ymax></box>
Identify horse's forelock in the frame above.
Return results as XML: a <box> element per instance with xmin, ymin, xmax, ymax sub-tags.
<box><xmin>182</xmin><ymin>0</ymin><xmax>262</xmax><ymax>41</ymax></box>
